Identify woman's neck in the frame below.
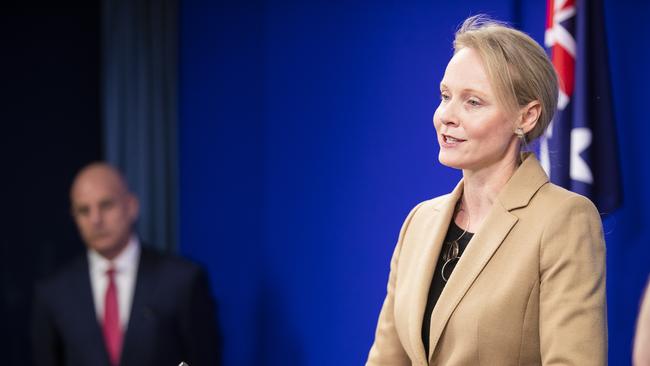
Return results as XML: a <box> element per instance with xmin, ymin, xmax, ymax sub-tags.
<box><xmin>455</xmin><ymin>154</ymin><xmax>520</xmax><ymax>233</ymax></box>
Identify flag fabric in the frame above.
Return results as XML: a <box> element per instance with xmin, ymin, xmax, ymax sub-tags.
<box><xmin>541</xmin><ymin>0</ymin><xmax>622</xmax><ymax>213</ymax></box>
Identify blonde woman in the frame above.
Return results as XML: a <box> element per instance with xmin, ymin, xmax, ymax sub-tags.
<box><xmin>366</xmin><ymin>15</ymin><xmax>606</xmax><ymax>365</ymax></box>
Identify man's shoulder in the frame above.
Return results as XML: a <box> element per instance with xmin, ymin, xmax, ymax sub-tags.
<box><xmin>137</xmin><ymin>248</ymin><xmax>212</xmax><ymax>303</ymax></box>
<box><xmin>140</xmin><ymin>247</ymin><xmax>207</xmax><ymax>280</ymax></box>
<box><xmin>34</xmin><ymin>254</ymin><xmax>88</xmax><ymax>300</ymax></box>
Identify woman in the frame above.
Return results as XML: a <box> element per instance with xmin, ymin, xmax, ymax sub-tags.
<box><xmin>366</xmin><ymin>15</ymin><xmax>606</xmax><ymax>365</ymax></box>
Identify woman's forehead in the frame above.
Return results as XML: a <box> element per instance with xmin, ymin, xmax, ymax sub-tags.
<box><xmin>441</xmin><ymin>48</ymin><xmax>493</xmax><ymax>94</ymax></box>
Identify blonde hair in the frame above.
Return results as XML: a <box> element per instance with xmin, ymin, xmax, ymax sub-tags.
<box><xmin>453</xmin><ymin>15</ymin><xmax>558</xmax><ymax>142</ymax></box>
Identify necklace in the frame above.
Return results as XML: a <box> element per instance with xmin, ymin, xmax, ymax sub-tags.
<box><xmin>441</xmin><ymin>198</ymin><xmax>470</xmax><ymax>282</ymax></box>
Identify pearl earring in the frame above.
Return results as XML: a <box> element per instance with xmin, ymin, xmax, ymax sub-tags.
<box><xmin>515</xmin><ymin>128</ymin><xmax>524</xmax><ymax>138</ymax></box>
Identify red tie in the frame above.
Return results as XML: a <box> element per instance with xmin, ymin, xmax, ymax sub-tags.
<box><xmin>103</xmin><ymin>267</ymin><xmax>122</xmax><ymax>366</ymax></box>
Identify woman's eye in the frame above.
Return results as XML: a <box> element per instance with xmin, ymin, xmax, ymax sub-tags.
<box><xmin>468</xmin><ymin>98</ymin><xmax>481</xmax><ymax>107</ymax></box>
<box><xmin>440</xmin><ymin>93</ymin><xmax>450</xmax><ymax>101</ymax></box>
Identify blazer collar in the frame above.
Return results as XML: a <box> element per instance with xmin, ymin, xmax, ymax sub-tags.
<box><xmin>66</xmin><ymin>255</ymin><xmax>112</xmax><ymax>366</ymax></box>
<box><xmin>121</xmin><ymin>249</ymin><xmax>158</xmax><ymax>366</ymax></box>
<box><xmin>407</xmin><ymin>182</ymin><xmax>463</xmax><ymax>364</ymax></box>
<box><xmin>419</xmin><ymin>153</ymin><xmax>548</xmax><ymax>362</ymax></box>
<box><xmin>496</xmin><ymin>153</ymin><xmax>549</xmax><ymax>211</ymax></box>
<box><xmin>428</xmin><ymin>153</ymin><xmax>548</xmax><ymax>212</ymax></box>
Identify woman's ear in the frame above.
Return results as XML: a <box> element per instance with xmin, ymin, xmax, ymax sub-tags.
<box><xmin>518</xmin><ymin>100</ymin><xmax>542</xmax><ymax>134</ymax></box>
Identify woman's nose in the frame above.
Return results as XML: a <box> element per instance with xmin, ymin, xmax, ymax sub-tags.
<box><xmin>437</xmin><ymin>101</ymin><xmax>459</xmax><ymax>126</ymax></box>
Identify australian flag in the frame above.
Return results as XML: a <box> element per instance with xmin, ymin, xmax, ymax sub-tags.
<box><xmin>540</xmin><ymin>0</ymin><xmax>622</xmax><ymax>213</ymax></box>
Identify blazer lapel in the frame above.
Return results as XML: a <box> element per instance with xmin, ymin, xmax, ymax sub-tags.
<box><xmin>120</xmin><ymin>249</ymin><xmax>157</xmax><ymax>366</ymax></box>
<box><xmin>407</xmin><ymin>182</ymin><xmax>464</xmax><ymax>364</ymax></box>
<box><xmin>71</xmin><ymin>256</ymin><xmax>111</xmax><ymax>366</ymax></box>
<box><xmin>426</xmin><ymin>204</ymin><xmax>518</xmax><ymax>361</ymax></box>
<box><xmin>426</xmin><ymin>153</ymin><xmax>549</xmax><ymax>362</ymax></box>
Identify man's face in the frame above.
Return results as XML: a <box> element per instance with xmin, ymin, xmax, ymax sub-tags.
<box><xmin>70</xmin><ymin>167</ymin><xmax>138</xmax><ymax>259</ymax></box>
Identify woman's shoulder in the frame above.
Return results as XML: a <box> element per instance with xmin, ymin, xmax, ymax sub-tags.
<box><xmin>409</xmin><ymin>192</ymin><xmax>455</xmax><ymax>215</ymax></box>
<box><xmin>397</xmin><ymin>192</ymin><xmax>457</xmax><ymax>231</ymax></box>
<box><xmin>535</xmin><ymin>181</ymin><xmax>601</xmax><ymax>216</ymax></box>
<box><xmin>525</xmin><ymin>183</ymin><xmax>604</xmax><ymax>242</ymax></box>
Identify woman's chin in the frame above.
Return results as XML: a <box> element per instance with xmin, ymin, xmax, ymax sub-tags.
<box><xmin>438</xmin><ymin>153</ymin><xmax>464</xmax><ymax>170</ymax></box>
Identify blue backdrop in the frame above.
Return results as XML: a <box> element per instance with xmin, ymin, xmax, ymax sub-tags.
<box><xmin>178</xmin><ymin>1</ymin><xmax>650</xmax><ymax>365</ymax></box>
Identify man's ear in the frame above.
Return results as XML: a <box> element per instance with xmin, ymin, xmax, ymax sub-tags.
<box><xmin>127</xmin><ymin>194</ymin><xmax>140</xmax><ymax>222</ymax></box>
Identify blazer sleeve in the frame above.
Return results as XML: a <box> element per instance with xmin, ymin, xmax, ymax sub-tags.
<box><xmin>539</xmin><ymin>195</ymin><xmax>607</xmax><ymax>365</ymax></box>
<box><xmin>366</xmin><ymin>203</ymin><xmax>424</xmax><ymax>366</ymax></box>
<box><xmin>178</xmin><ymin>268</ymin><xmax>222</xmax><ymax>366</ymax></box>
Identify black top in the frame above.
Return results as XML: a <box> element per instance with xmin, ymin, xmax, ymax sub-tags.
<box><xmin>422</xmin><ymin>219</ymin><xmax>474</xmax><ymax>357</ymax></box>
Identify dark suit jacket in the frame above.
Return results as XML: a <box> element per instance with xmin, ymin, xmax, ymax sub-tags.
<box><xmin>32</xmin><ymin>248</ymin><xmax>221</xmax><ymax>366</ymax></box>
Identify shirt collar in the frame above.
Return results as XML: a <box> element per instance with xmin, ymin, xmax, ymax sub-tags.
<box><xmin>88</xmin><ymin>235</ymin><xmax>141</xmax><ymax>275</ymax></box>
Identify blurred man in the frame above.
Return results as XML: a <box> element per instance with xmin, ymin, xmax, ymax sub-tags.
<box><xmin>32</xmin><ymin>163</ymin><xmax>221</xmax><ymax>366</ymax></box>
<box><xmin>635</xmin><ymin>279</ymin><xmax>650</xmax><ymax>366</ymax></box>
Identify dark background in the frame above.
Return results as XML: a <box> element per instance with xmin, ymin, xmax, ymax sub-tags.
<box><xmin>0</xmin><ymin>3</ymin><xmax>102</xmax><ymax>362</ymax></box>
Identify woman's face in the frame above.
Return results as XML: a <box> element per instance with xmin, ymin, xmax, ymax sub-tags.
<box><xmin>433</xmin><ymin>47</ymin><xmax>519</xmax><ymax>173</ymax></box>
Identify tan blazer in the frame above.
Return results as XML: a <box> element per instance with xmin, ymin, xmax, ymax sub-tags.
<box><xmin>634</xmin><ymin>279</ymin><xmax>650</xmax><ymax>366</ymax></box>
<box><xmin>367</xmin><ymin>154</ymin><xmax>607</xmax><ymax>366</ymax></box>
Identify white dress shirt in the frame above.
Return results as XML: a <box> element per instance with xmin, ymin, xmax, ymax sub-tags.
<box><xmin>88</xmin><ymin>236</ymin><xmax>140</xmax><ymax>328</ymax></box>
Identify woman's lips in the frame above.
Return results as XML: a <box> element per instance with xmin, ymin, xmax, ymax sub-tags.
<box><xmin>440</xmin><ymin>134</ymin><xmax>466</xmax><ymax>147</ymax></box>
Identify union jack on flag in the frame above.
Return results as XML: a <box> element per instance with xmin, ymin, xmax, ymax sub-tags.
<box><xmin>541</xmin><ymin>0</ymin><xmax>622</xmax><ymax>213</ymax></box>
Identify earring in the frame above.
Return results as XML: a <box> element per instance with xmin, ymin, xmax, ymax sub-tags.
<box><xmin>515</xmin><ymin>127</ymin><xmax>524</xmax><ymax>138</ymax></box>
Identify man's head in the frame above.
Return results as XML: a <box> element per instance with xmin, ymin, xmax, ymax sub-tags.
<box><xmin>70</xmin><ymin>163</ymin><xmax>139</xmax><ymax>260</ymax></box>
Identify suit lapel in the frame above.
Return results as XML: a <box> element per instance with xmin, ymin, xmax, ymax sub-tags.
<box><xmin>120</xmin><ymin>249</ymin><xmax>157</xmax><ymax>366</ymax></box>
<box><xmin>72</xmin><ymin>256</ymin><xmax>111</xmax><ymax>366</ymax></box>
<box><xmin>426</xmin><ymin>153</ymin><xmax>549</xmax><ymax>362</ymax></box>
<box><xmin>426</xmin><ymin>204</ymin><xmax>517</xmax><ymax>361</ymax></box>
<box><xmin>407</xmin><ymin>182</ymin><xmax>464</xmax><ymax>364</ymax></box>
